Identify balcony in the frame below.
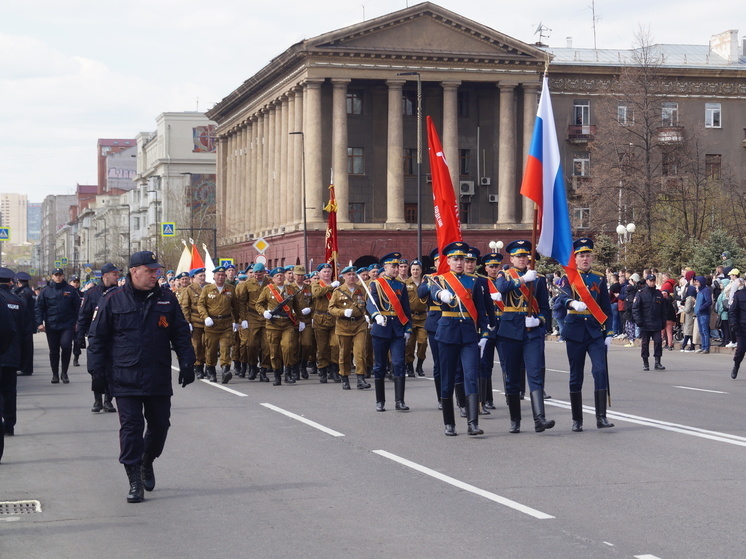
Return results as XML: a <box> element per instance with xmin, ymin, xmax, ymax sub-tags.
<box><xmin>567</xmin><ymin>124</ymin><xmax>596</xmax><ymax>143</ymax></box>
<box><xmin>657</xmin><ymin>126</ymin><xmax>684</xmax><ymax>144</ymax></box>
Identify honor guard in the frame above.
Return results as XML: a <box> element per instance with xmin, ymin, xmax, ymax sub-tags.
<box><xmin>328</xmin><ymin>266</ymin><xmax>371</xmax><ymax>390</ymax></box>
<box><xmin>366</xmin><ymin>253</ymin><xmax>412</xmax><ymax>412</ymax></box>
<box><xmin>418</xmin><ymin>248</ymin><xmax>443</xmax><ymax>407</ymax></box>
<box><xmin>556</xmin><ymin>238</ymin><xmax>614</xmax><ymax>431</ymax></box>
<box><xmin>496</xmin><ymin>240</ymin><xmax>554</xmax><ymax>434</ymax></box>
<box><xmin>198</xmin><ymin>266</ymin><xmax>240</xmax><ymax>384</ymax></box>
<box><xmin>180</xmin><ymin>268</ymin><xmax>207</xmax><ymax>379</ymax></box>
<box><xmin>480</xmin><ymin>252</ymin><xmax>505</xmax><ymax>412</ymax></box>
<box><xmin>311</xmin><ymin>263</ymin><xmax>340</xmax><ymax>383</ymax></box>
<box><xmin>293</xmin><ymin>265</ymin><xmax>315</xmax><ymax>380</ymax></box>
<box><xmin>429</xmin><ymin>242</ymin><xmax>490</xmax><ymax>436</ymax></box>
<box><xmin>404</xmin><ymin>260</ymin><xmax>428</xmax><ymax>377</ymax></box>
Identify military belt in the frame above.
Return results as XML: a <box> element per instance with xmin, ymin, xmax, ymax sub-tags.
<box><xmin>378</xmin><ymin>311</ymin><xmax>397</xmax><ymax>317</ymax></box>
<box><xmin>441</xmin><ymin>311</ymin><xmax>470</xmax><ymax>318</ymax></box>
<box><xmin>339</xmin><ymin>316</ymin><xmax>361</xmax><ymax>321</ymax></box>
<box><xmin>428</xmin><ymin>306</ymin><xmax>440</xmax><ymax>311</ymax></box>
<box><xmin>501</xmin><ymin>306</ymin><xmax>528</xmax><ymax>313</ymax></box>
<box><xmin>568</xmin><ymin>309</ymin><xmax>592</xmax><ymax>315</ymax></box>
<box><xmin>212</xmin><ymin>315</ymin><xmax>232</xmax><ymax>319</ymax></box>
<box><xmin>412</xmin><ymin>311</ymin><xmax>426</xmax><ymax>316</ymax></box>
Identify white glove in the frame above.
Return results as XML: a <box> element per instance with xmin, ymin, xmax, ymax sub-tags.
<box><xmin>189</xmin><ymin>323</ymin><xmax>193</xmax><ymax>332</ymax></box>
<box><xmin>263</xmin><ymin>310</ymin><xmax>273</xmax><ymax>320</ymax></box>
<box><xmin>438</xmin><ymin>290</ymin><xmax>453</xmax><ymax>304</ymax></box>
<box><xmin>478</xmin><ymin>338</ymin><xmax>488</xmax><ymax>356</ymax></box>
<box><xmin>605</xmin><ymin>336</ymin><xmax>612</xmax><ymax>349</ymax></box>
<box><xmin>570</xmin><ymin>300</ymin><xmax>587</xmax><ymax>311</ymax></box>
<box><xmin>301</xmin><ymin>307</ymin><xmax>311</xmax><ymax>315</ymax></box>
<box><xmin>375</xmin><ymin>314</ymin><xmax>386</xmax><ymax>326</ymax></box>
<box><xmin>299</xmin><ymin>322</ymin><xmax>306</xmax><ymax>332</ymax></box>
<box><xmin>522</xmin><ymin>270</ymin><xmax>538</xmax><ymax>283</ymax></box>
<box><xmin>204</xmin><ymin>317</ymin><xmax>214</xmax><ymax>327</ymax></box>
<box><xmin>365</xmin><ymin>315</ymin><xmax>371</xmax><ymax>324</ymax></box>
<box><xmin>232</xmin><ymin>323</ymin><xmax>239</xmax><ymax>332</ymax></box>
<box><xmin>241</xmin><ymin>320</ymin><xmax>249</xmax><ymax>329</ymax></box>
<box><xmin>343</xmin><ymin>308</ymin><xmax>353</xmax><ymax>318</ymax></box>
<box><xmin>404</xmin><ymin>333</ymin><xmax>411</xmax><ymax>344</ymax></box>
<box><xmin>525</xmin><ymin>316</ymin><xmax>540</xmax><ymax>328</ymax></box>
<box><xmin>490</xmin><ymin>291</ymin><xmax>502</xmax><ymax>302</ymax></box>
<box><xmin>331</xmin><ymin>281</ymin><xmax>340</xmax><ymax>288</ymax></box>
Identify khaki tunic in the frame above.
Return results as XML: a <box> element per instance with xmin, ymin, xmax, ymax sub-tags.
<box><xmin>405</xmin><ymin>277</ymin><xmax>429</xmax><ymax>362</ymax></box>
<box><xmin>180</xmin><ymin>282</ymin><xmax>206</xmax><ymax>364</ymax></box>
<box><xmin>236</xmin><ymin>276</ymin><xmax>270</xmax><ymax>368</ymax></box>
<box><xmin>198</xmin><ymin>283</ymin><xmax>239</xmax><ymax>367</ymax></box>
<box><xmin>311</xmin><ymin>280</ymin><xmax>339</xmax><ymax>368</ymax></box>
<box><xmin>329</xmin><ymin>283</ymin><xmax>369</xmax><ymax>376</ymax></box>
<box><xmin>256</xmin><ymin>283</ymin><xmax>304</xmax><ymax>370</ymax></box>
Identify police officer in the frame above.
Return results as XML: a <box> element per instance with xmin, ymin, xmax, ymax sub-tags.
<box><xmin>180</xmin><ymin>268</ymin><xmax>207</xmax><ymax>379</ymax></box>
<box><xmin>198</xmin><ymin>266</ymin><xmax>240</xmax><ymax>383</ymax></box>
<box><xmin>87</xmin><ymin>251</ymin><xmax>195</xmax><ymax>503</ymax></box>
<box><xmin>236</xmin><ymin>262</ymin><xmax>270</xmax><ymax>381</ymax></box>
<box><xmin>404</xmin><ymin>259</ymin><xmax>428</xmax><ymax>377</ymax></box>
<box><xmin>496</xmin><ymin>240</ymin><xmax>554</xmax><ymax>434</ymax></box>
<box><xmin>480</xmin><ymin>251</ymin><xmax>505</xmax><ymax>412</ymax></box>
<box><xmin>70</xmin><ymin>275</ymin><xmax>84</xmax><ymax>367</ymax></box>
<box><xmin>556</xmin><ymin>238</ymin><xmax>614</xmax><ymax>431</ymax></box>
<box><xmin>76</xmin><ymin>263</ymin><xmax>121</xmax><ymax>413</ymax></box>
<box><xmin>430</xmin><ymin>242</ymin><xmax>490</xmax><ymax>436</ymax></box>
<box><xmin>0</xmin><ymin>267</ymin><xmax>26</xmax><ymax>440</ymax></box>
<box><xmin>36</xmin><ymin>268</ymin><xmax>81</xmax><ymax>384</ymax></box>
<box><xmin>367</xmin><ymin>252</ymin><xmax>412</xmax><ymax>412</ymax></box>
<box><xmin>13</xmin><ymin>271</ymin><xmax>35</xmax><ymax>376</ymax></box>
<box><xmin>0</xmin><ymin>273</ymin><xmax>17</xmax><ymax>462</ymax></box>
<box><xmin>328</xmin><ymin>265</ymin><xmax>370</xmax><ymax>390</ymax></box>
<box><xmin>311</xmin><ymin>263</ymin><xmax>340</xmax><ymax>383</ymax></box>
<box><xmin>632</xmin><ymin>274</ymin><xmax>667</xmax><ymax>371</ymax></box>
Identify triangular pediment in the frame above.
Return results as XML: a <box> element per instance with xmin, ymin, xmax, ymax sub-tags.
<box><xmin>307</xmin><ymin>2</ymin><xmax>546</xmax><ymax>65</ymax></box>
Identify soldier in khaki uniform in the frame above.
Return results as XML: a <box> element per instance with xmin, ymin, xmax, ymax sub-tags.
<box><xmin>329</xmin><ymin>266</ymin><xmax>371</xmax><ymax>390</ymax></box>
<box><xmin>198</xmin><ymin>266</ymin><xmax>240</xmax><ymax>384</ymax></box>
<box><xmin>224</xmin><ymin>264</ymin><xmax>242</xmax><ymax>375</ymax></box>
<box><xmin>180</xmin><ymin>267</ymin><xmax>207</xmax><ymax>378</ymax></box>
<box><xmin>236</xmin><ymin>262</ymin><xmax>270</xmax><ymax>381</ymax></box>
<box><xmin>173</xmin><ymin>271</ymin><xmax>191</xmax><ymax>300</ymax></box>
<box><xmin>292</xmin><ymin>265</ymin><xmax>315</xmax><ymax>380</ymax></box>
<box><xmin>311</xmin><ymin>263</ymin><xmax>340</xmax><ymax>383</ymax></box>
<box><xmin>404</xmin><ymin>259</ymin><xmax>429</xmax><ymax>377</ymax></box>
<box><xmin>256</xmin><ymin>267</ymin><xmax>310</xmax><ymax>386</ymax></box>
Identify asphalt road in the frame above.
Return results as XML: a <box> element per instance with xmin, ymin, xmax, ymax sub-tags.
<box><xmin>2</xmin><ymin>336</ymin><xmax>745</xmax><ymax>559</ymax></box>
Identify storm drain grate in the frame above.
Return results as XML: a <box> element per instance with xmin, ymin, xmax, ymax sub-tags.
<box><xmin>0</xmin><ymin>500</ymin><xmax>42</xmax><ymax>514</ymax></box>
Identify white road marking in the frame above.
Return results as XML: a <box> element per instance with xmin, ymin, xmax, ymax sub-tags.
<box><xmin>634</xmin><ymin>555</ymin><xmax>663</xmax><ymax>559</ymax></box>
<box><xmin>171</xmin><ymin>366</ymin><xmax>248</xmax><ymax>396</ymax></box>
<box><xmin>372</xmin><ymin>450</ymin><xmax>554</xmax><ymax>520</ymax></box>
<box><xmin>673</xmin><ymin>385</ymin><xmax>728</xmax><ymax>394</ymax></box>
<box><xmin>260</xmin><ymin>403</ymin><xmax>345</xmax><ymax>437</ymax></box>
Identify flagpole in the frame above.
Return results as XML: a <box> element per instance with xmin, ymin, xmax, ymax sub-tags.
<box><xmin>527</xmin><ymin>203</ymin><xmax>539</xmax><ymax>322</ymax></box>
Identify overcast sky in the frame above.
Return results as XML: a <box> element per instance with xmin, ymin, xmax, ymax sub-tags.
<box><xmin>2</xmin><ymin>0</ymin><xmax>743</xmax><ymax>203</ymax></box>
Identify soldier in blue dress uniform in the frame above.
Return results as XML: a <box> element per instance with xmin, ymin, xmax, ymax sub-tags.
<box><xmin>480</xmin><ymin>252</ymin><xmax>504</xmax><ymax>412</ymax></box>
<box><xmin>430</xmin><ymin>242</ymin><xmax>490</xmax><ymax>436</ymax></box>
<box><xmin>496</xmin><ymin>240</ymin><xmax>554</xmax><ymax>434</ymax></box>
<box><xmin>418</xmin><ymin>248</ymin><xmax>443</xmax><ymax>408</ymax></box>
<box><xmin>556</xmin><ymin>238</ymin><xmax>614</xmax><ymax>431</ymax></box>
<box><xmin>366</xmin><ymin>252</ymin><xmax>413</xmax><ymax>412</ymax></box>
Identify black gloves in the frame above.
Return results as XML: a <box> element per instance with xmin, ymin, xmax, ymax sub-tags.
<box><xmin>91</xmin><ymin>374</ymin><xmax>107</xmax><ymax>394</ymax></box>
<box><xmin>179</xmin><ymin>366</ymin><xmax>195</xmax><ymax>387</ymax></box>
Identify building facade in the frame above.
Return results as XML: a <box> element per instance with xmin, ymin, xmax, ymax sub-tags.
<box><xmin>0</xmin><ymin>193</ymin><xmax>29</xmax><ymax>246</ymax></box>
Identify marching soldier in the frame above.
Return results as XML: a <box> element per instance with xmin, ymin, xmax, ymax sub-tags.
<box><xmin>398</xmin><ymin>258</ymin><xmax>410</xmax><ymax>281</ymax></box>
<box><xmin>224</xmin><ymin>264</ymin><xmax>241</xmax><ymax>373</ymax></box>
<box><xmin>180</xmin><ymin>268</ymin><xmax>207</xmax><ymax>379</ymax></box>
<box><xmin>429</xmin><ymin>242</ymin><xmax>489</xmax><ymax>436</ymax></box>
<box><xmin>293</xmin><ymin>266</ymin><xmax>315</xmax><ymax>379</ymax></box>
<box><xmin>418</xmin><ymin>249</ymin><xmax>443</xmax><ymax>407</ymax></box>
<box><xmin>556</xmin><ymin>238</ymin><xmax>614</xmax><ymax>431</ymax></box>
<box><xmin>173</xmin><ymin>272</ymin><xmax>190</xmax><ymax>300</ymax></box>
<box><xmin>404</xmin><ymin>259</ymin><xmax>428</xmax><ymax>377</ymax></box>
<box><xmin>480</xmin><ymin>252</ymin><xmax>505</xmax><ymax>412</ymax></box>
<box><xmin>328</xmin><ymin>266</ymin><xmax>370</xmax><ymax>390</ymax></box>
<box><xmin>256</xmin><ymin>267</ymin><xmax>310</xmax><ymax>385</ymax></box>
<box><xmin>496</xmin><ymin>240</ymin><xmax>553</xmax><ymax>434</ymax></box>
<box><xmin>198</xmin><ymin>266</ymin><xmax>240</xmax><ymax>384</ymax></box>
<box><xmin>311</xmin><ymin>263</ymin><xmax>340</xmax><ymax>383</ymax></box>
<box><xmin>236</xmin><ymin>262</ymin><xmax>270</xmax><ymax>381</ymax></box>
<box><xmin>366</xmin><ymin>252</ymin><xmax>412</xmax><ymax>412</ymax></box>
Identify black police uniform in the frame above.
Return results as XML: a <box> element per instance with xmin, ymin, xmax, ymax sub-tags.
<box><xmin>0</xmin><ymin>269</ymin><xmax>27</xmax><ymax>443</ymax></box>
<box><xmin>12</xmin><ymin>273</ymin><xmax>35</xmax><ymax>375</ymax></box>
<box><xmin>35</xmin><ymin>274</ymin><xmax>81</xmax><ymax>383</ymax></box>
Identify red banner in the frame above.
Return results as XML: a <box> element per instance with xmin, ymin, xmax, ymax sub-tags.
<box><xmin>426</xmin><ymin>116</ymin><xmax>462</xmax><ymax>274</ymax></box>
<box><xmin>324</xmin><ymin>182</ymin><xmax>338</xmax><ymax>278</ymax></box>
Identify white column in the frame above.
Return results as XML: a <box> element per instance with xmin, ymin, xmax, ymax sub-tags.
<box><xmin>386</xmin><ymin>79</ymin><xmax>406</xmax><ymax>224</ymax></box>
<box><xmin>441</xmin><ymin>81</ymin><xmax>461</xmax><ymax>191</ymax></box>
<box><xmin>279</xmin><ymin>94</ymin><xmax>289</xmax><ymax>227</ymax></box>
<box><xmin>286</xmin><ymin>90</ymin><xmax>297</xmax><ymax>226</ymax></box>
<box><xmin>522</xmin><ymin>83</ymin><xmax>540</xmax><ymax>224</ymax></box>
<box><xmin>304</xmin><ymin>79</ymin><xmax>324</xmax><ymax>224</ymax></box>
<box><xmin>497</xmin><ymin>83</ymin><xmax>517</xmax><ymax>224</ymax></box>
<box><xmin>292</xmin><ymin>86</ymin><xmax>304</xmax><ymax>224</ymax></box>
<box><xmin>332</xmin><ymin>78</ymin><xmax>350</xmax><ymax>224</ymax></box>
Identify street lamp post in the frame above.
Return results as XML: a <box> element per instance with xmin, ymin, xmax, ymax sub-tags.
<box><xmin>120</xmin><ymin>204</ymin><xmax>131</xmax><ymax>262</ymax></box>
<box><xmin>397</xmin><ymin>71</ymin><xmax>422</xmax><ymax>260</ymax></box>
<box><xmin>289</xmin><ymin>131</ymin><xmax>308</xmax><ymax>269</ymax></box>
<box><xmin>488</xmin><ymin>240</ymin><xmax>504</xmax><ymax>254</ymax></box>
<box><xmin>147</xmin><ymin>188</ymin><xmax>160</xmax><ymax>257</ymax></box>
<box><xmin>616</xmin><ymin>222</ymin><xmax>636</xmax><ymax>263</ymax></box>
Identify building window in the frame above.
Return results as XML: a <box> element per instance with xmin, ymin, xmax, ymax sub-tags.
<box><xmin>573</xmin><ymin>100</ymin><xmax>590</xmax><ymax>125</ymax></box>
<box><xmin>404</xmin><ymin>203</ymin><xmax>417</xmax><ymax>224</ymax></box>
<box><xmin>705</xmin><ymin>102</ymin><xmax>721</xmax><ymax>128</ymax></box>
<box><xmin>573</xmin><ymin>153</ymin><xmax>591</xmax><ymax>176</ymax></box>
<box><xmin>661</xmin><ymin>102</ymin><xmax>679</xmax><ymax>127</ymax></box>
<box><xmin>403</xmin><ymin>91</ymin><xmax>417</xmax><ymax>116</ymax></box>
<box><xmin>133</xmin><ymin>217</ymin><xmax>140</xmax><ymax>230</ymax></box>
<box><xmin>349</xmin><ymin>203</ymin><xmax>365</xmax><ymax>223</ymax></box>
<box><xmin>457</xmin><ymin>92</ymin><xmax>469</xmax><ymax>118</ymax></box>
<box><xmin>662</xmin><ymin>152</ymin><xmax>679</xmax><ymax>176</ymax></box>
<box><xmin>403</xmin><ymin>148</ymin><xmax>416</xmax><ymax>176</ymax></box>
<box><xmin>347</xmin><ymin>147</ymin><xmax>365</xmax><ymax>175</ymax></box>
<box><xmin>618</xmin><ymin>105</ymin><xmax>634</xmax><ymax>125</ymax></box>
<box><xmin>573</xmin><ymin>207</ymin><xmax>591</xmax><ymax>229</ymax></box>
<box><xmin>347</xmin><ymin>89</ymin><xmax>363</xmax><ymax>115</ymax></box>
<box><xmin>705</xmin><ymin>154</ymin><xmax>722</xmax><ymax>180</ymax></box>
<box><xmin>460</xmin><ymin>201</ymin><xmax>471</xmax><ymax>224</ymax></box>
<box><xmin>459</xmin><ymin>149</ymin><xmax>471</xmax><ymax>176</ymax></box>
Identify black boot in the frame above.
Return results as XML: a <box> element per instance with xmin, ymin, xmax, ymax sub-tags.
<box><xmin>478</xmin><ymin>378</ymin><xmax>490</xmax><ymax>415</ymax></box>
<box><xmin>570</xmin><ymin>392</ymin><xmax>583</xmax><ymax>432</ymax></box>
<box><xmin>259</xmin><ymin>368</ymin><xmax>269</xmax><ymax>382</ymax></box>
<box><xmin>233</xmin><ymin>360</ymin><xmax>241</xmax><ymax>376</ymax></box>
<box><xmin>406</xmin><ymin>362</ymin><xmax>415</xmax><ymax>377</ymax></box>
<box><xmin>73</xmin><ymin>355</ymin><xmax>80</xmax><ymax>367</ymax></box>
<box><xmin>284</xmin><ymin>367</ymin><xmax>295</xmax><ymax>384</ymax></box>
<box><xmin>394</xmin><ymin>376</ymin><xmax>409</xmax><ymax>410</ymax></box>
<box><xmin>484</xmin><ymin>378</ymin><xmax>496</xmax><ymax>409</ymax></box>
<box><xmin>236</xmin><ymin>362</ymin><xmax>246</xmax><ymax>378</ymax></box>
<box><xmin>221</xmin><ymin>365</ymin><xmax>233</xmax><ymax>384</ymax></box>
<box><xmin>103</xmin><ymin>395</ymin><xmax>116</xmax><ymax>413</ymax></box>
<box><xmin>195</xmin><ymin>364</ymin><xmax>205</xmax><ymax>379</ymax></box>
<box><xmin>455</xmin><ymin>383</ymin><xmax>467</xmax><ymax>418</ymax></box>
<box><xmin>330</xmin><ymin>364</ymin><xmax>341</xmax><ymax>383</ymax></box>
<box><xmin>441</xmin><ymin>397</ymin><xmax>457</xmax><ymax>436</ymax></box>
<box><xmin>292</xmin><ymin>364</ymin><xmax>300</xmax><ymax>382</ymax></box>
<box><xmin>273</xmin><ymin>370</ymin><xmax>282</xmax><ymax>386</ymax></box>
<box><xmin>91</xmin><ymin>393</ymin><xmax>103</xmax><ymax>413</ymax></box>
<box><xmin>654</xmin><ymin>358</ymin><xmax>666</xmax><ymax>371</ymax></box>
<box><xmin>342</xmin><ymin>375</ymin><xmax>351</xmax><ymax>390</ymax></box>
<box><xmin>507</xmin><ymin>393</ymin><xmax>521</xmax><ymax>433</ymax></box>
<box><xmin>141</xmin><ymin>453</ymin><xmax>156</xmax><ymax>492</ymax></box>
<box><xmin>375</xmin><ymin>378</ymin><xmax>386</xmax><ymax>412</ymax></box>
<box><xmin>51</xmin><ymin>368</ymin><xmax>59</xmax><ymax>384</ymax></box>
<box><xmin>310</xmin><ymin>362</ymin><xmax>318</xmax><ymax>376</ymax></box>
<box><xmin>301</xmin><ymin>360</ymin><xmax>309</xmax><ymax>380</ymax></box>
<box><xmin>732</xmin><ymin>364</ymin><xmax>739</xmax><ymax>379</ymax></box>
<box><xmin>642</xmin><ymin>359</ymin><xmax>649</xmax><ymax>371</ymax></box>
<box><xmin>207</xmin><ymin>366</ymin><xmax>217</xmax><ymax>382</ymax></box>
<box><xmin>61</xmin><ymin>371</ymin><xmax>69</xmax><ymax>384</ymax></box>
<box><xmin>318</xmin><ymin>366</ymin><xmax>328</xmax><ymax>384</ymax></box>
<box><xmin>124</xmin><ymin>464</ymin><xmax>144</xmax><ymax>503</ymax></box>
<box><xmin>357</xmin><ymin>374</ymin><xmax>370</xmax><ymax>389</ymax></box>
<box><xmin>248</xmin><ymin>365</ymin><xmax>258</xmax><ymax>380</ymax></box>
<box><xmin>466</xmin><ymin>393</ymin><xmax>484</xmax><ymax>435</ymax></box>
<box><xmin>595</xmin><ymin>390</ymin><xmax>614</xmax><ymax>428</ymax></box>
<box><xmin>416</xmin><ymin>359</ymin><xmax>425</xmax><ymax>376</ymax></box>
<box><xmin>531</xmin><ymin>390</ymin><xmax>555</xmax><ymax>432</ymax></box>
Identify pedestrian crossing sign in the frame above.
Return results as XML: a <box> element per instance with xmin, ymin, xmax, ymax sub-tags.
<box><xmin>161</xmin><ymin>222</ymin><xmax>176</xmax><ymax>237</ymax></box>
<box><xmin>0</xmin><ymin>227</ymin><xmax>9</xmax><ymax>241</ymax></box>
<box><xmin>61</xmin><ymin>257</ymin><xmax>68</xmax><ymax>266</ymax></box>
<box><xmin>54</xmin><ymin>260</ymin><xmax>61</xmax><ymax>268</ymax></box>
<box><xmin>219</xmin><ymin>258</ymin><xmax>234</xmax><ymax>268</ymax></box>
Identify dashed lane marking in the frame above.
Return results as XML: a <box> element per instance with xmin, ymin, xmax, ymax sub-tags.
<box><xmin>260</xmin><ymin>403</ymin><xmax>345</xmax><ymax>437</ymax></box>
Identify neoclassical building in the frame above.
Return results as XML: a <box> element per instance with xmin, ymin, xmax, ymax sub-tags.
<box><xmin>207</xmin><ymin>2</ymin><xmax>746</xmax><ymax>270</ymax></box>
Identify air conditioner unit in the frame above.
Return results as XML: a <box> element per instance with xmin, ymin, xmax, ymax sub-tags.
<box><xmin>480</xmin><ymin>177</ymin><xmax>491</xmax><ymax>186</ymax></box>
<box><xmin>488</xmin><ymin>194</ymin><xmax>499</xmax><ymax>203</ymax></box>
<box><xmin>459</xmin><ymin>181</ymin><xmax>475</xmax><ymax>196</ymax></box>
<box><xmin>425</xmin><ymin>173</ymin><xmax>432</xmax><ymax>183</ymax></box>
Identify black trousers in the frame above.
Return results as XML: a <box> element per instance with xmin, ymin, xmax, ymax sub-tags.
<box><xmin>19</xmin><ymin>332</ymin><xmax>34</xmax><ymax>374</ymax></box>
<box><xmin>734</xmin><ymin>334</ymin><xmax>746</xmax><ymax>367</ymax></box>
<box><xmin>0</xmin><ymin>366</ymin><xmax>17</xmax><ymax>432</ymax></box>
<box><xmin>45</xmin><ymin>327</ymin><xmax>74</xmax><ymax>375</ymax></box>
<box><xmin>640</xmin><ymin>329</ymin><xmax>663</xmax><ymax>360</ymax></box>
<box><xmin>116</xmin><ymin>395</ymin><xmax>171</xmax><ymax>466</ymax></box>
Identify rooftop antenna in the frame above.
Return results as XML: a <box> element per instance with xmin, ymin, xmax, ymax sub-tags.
<box><xmin>196</xmin><ymin>97</ymin><xmax>199</xmax><ymax>112</ymax></box>
<box><xmin>590</xmin><ymin>0</ymin><xmax>600</xmax><ymax>50</ymax></box>
<box><xmin>533</xmin><ymin>22</ymin><xmax>551</xmax><ymax>47</ymax></box>
<box><xmin>362</xmin><ymin>4</ymin><xmax>365</xmax><ymax>21</ymax></box>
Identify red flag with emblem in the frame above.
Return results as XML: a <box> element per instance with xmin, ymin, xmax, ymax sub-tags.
<box><xmin>324</xmin><ymin>174</ymin><xmax>339</xmax><ymax>278</ymax></box>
